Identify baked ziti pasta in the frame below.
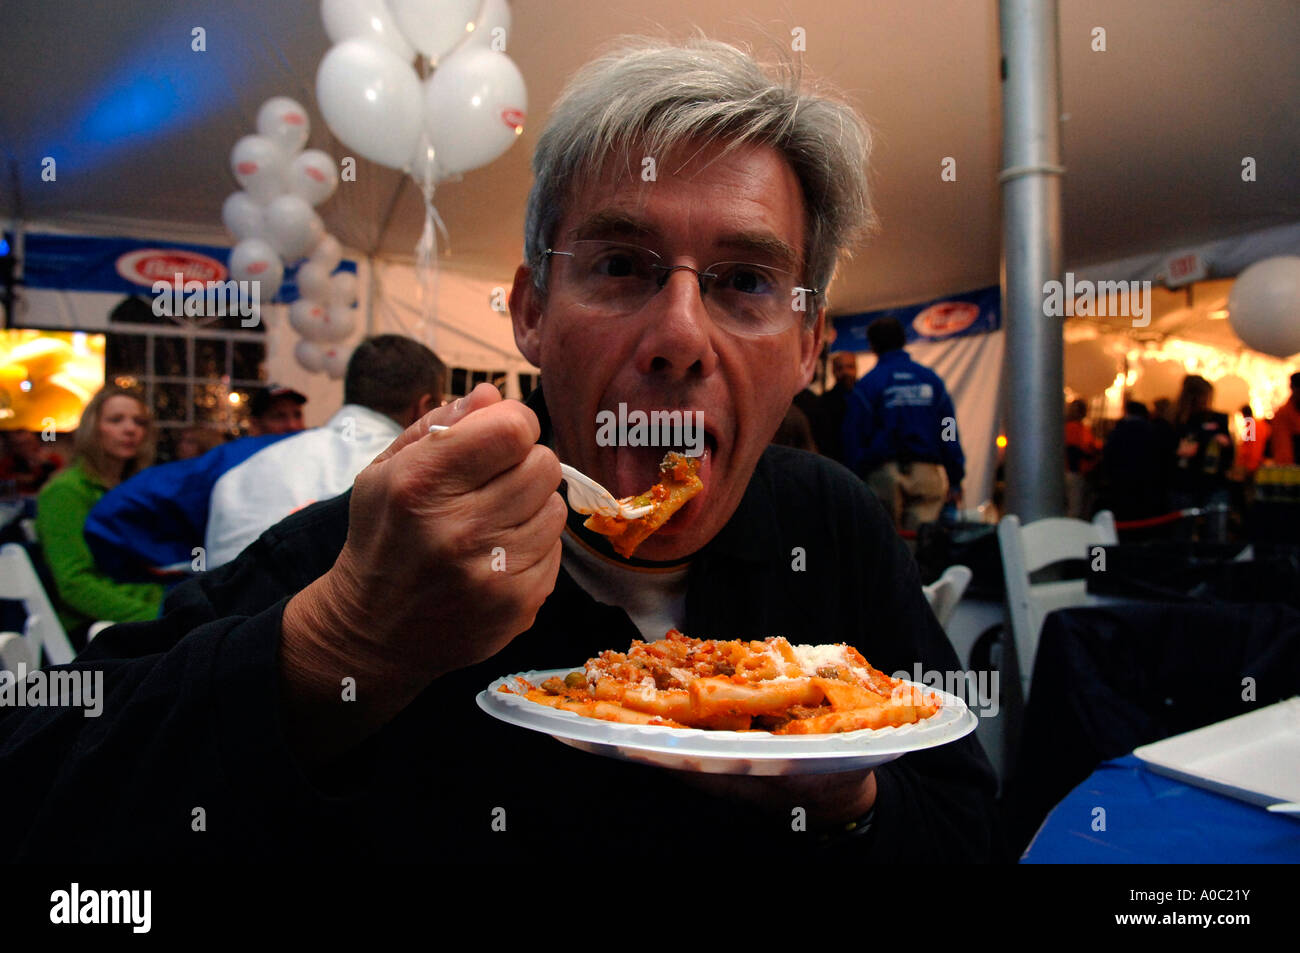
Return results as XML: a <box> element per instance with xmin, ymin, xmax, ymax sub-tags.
<box><xmin>501</xmin><ymin>630</ymin><xmax>941</xmax><ymax>734</ymax></box>
<box><xmin>584</xmin><ymin>452</ymin><xmax>703</xmax><ymax>558</ymax></box>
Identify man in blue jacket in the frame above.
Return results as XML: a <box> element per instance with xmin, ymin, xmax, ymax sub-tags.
<box><xmin>843</xmin><ymin>317</ymin><xmax>964</xmax><ymax>530</ymax></box>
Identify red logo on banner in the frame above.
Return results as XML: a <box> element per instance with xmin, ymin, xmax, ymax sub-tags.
<box><xmin>115</xmin><ymin>249</ymin><xmax>228</xmax><ymax>287</ymax></box>
<box><xmin>501</xmin><ymin>108</ymin><xmax>525</xmax><ymax>130</ymax></box>
<box><xmin>913</xmin><ymin>301</ymin><xmax>980</xmax><ymax>338</ymax></box>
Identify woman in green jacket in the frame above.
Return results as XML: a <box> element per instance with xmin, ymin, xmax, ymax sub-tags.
<box><xmin>36</xmin><ymin>385</ymin><xmax>164</xmax><ymax>635</ymax></box>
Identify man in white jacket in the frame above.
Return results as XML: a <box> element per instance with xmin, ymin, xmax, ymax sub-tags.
<box><xmin>204</xmin><ymin>335</ymin><xmax>444</xmax><ymax>568</ymax></box>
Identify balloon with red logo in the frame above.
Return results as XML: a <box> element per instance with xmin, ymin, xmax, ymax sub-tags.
<box><xmin>420</xmin><ymin>47</ymin><xmax>526</xmax><ymax>177</ymax></box>
<box><xmin>229</xmin><ymin>238</ymin><xmax>285</xmax><ymax>301</ymax></box>
<box><xmin>256</xmin><ymin>96</ymin><xmax>311</xmax><ymax>155</ymax></box>
<box><xmin>290</xmin><ymin>149</ymin><xmax>340</xmax><ymax>207</ymax></box>
<box><xmin>230</xmin><ymin>135</ymin><xmax>288</xmax><ymax>204</ymax></box>
<box><xmin>321</xmin><ymin>305</ymin><xmax>357</xmax><ymax>342</ymax></box>
<box><xmin>322</xmin><ymin>344</ymin><xmax>351</xmax><ymax>379</ymax></box>
<box><xmin>289</xmin><ymin>299</ymin><xmax>331</xmax><ymax>341</ymax></box>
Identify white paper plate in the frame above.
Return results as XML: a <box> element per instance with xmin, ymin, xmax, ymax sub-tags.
<box><xmin>1133</xmin><ymin>696</ymin><xmax>1300</xmax><ymax>807</ymax></box>
<box><xmin>477</xmin><ymin>668</ymin><xmax>979</xmax><ymax>775</ymax></box>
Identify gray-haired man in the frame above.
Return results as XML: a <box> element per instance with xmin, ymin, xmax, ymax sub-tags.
<box><xmin>1</xmin><ymin>38</ymin><xmax>996</xmax><ymax>861</ymax></box>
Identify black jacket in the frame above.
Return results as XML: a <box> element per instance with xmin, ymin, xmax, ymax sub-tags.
<box><xmin>1</xmin><ymin>390</ymin><xmax>997</xmax><ymax>861</ymax></box>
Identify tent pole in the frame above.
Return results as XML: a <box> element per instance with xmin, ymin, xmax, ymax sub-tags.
<box><xmin>999</xmin><ymin>0</ymin><xmax>1066</xmax><ymax>521</ymax></box>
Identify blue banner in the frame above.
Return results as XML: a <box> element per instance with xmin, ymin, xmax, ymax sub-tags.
<box><xmin>10</xmin><ymin>232</ymin><xmax>355</xmax><ymax>303</ymax></box>
<box><xmin>832</xmin><ymin>285</ymin><xmax>1000</xmax><ymax>352</ymax></box>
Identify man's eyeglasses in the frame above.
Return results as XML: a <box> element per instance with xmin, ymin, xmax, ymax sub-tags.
<box><xmin>542</xmin><ymin>240</ymin><xmax>820</xmax><ymax>337</ymax></box>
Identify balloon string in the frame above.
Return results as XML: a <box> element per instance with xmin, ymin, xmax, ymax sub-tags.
<box><xmin>415</xmin><ymin>184</ymin><xmax>447</xmax><ymax>351</ymax></box>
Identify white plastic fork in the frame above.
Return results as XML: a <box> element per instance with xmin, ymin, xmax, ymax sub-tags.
<box><xmin>428</xmin><ymin>424</ymin><xmax>653</xmax><ymax>519</ymax></box>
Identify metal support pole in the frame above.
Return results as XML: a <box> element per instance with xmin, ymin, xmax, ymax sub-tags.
<box><xmin>999</xmin><ymin>0</ymin><xmax>1066</xmax><ymax>521</ymax></box>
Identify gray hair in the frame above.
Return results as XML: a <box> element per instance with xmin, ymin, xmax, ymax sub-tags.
<box><xmin>523</xmin><ymin>36</ymin><xmax>875</xmax><ymax>308</ymax></box>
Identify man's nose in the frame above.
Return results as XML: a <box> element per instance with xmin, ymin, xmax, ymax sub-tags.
<box><xmin>633</xmin><ymin>268</ymin><xmax>720</xmax><ymax>380</ymax></box>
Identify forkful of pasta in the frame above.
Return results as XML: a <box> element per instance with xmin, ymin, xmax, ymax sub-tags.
<box><xmin>427</xmin><ymin>423</ymin><xmax>654</xmax><ymax>520</ymax></box>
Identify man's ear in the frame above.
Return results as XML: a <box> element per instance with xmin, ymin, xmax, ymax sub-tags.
<box><xmin>510</xmin><ymin>264</ymin><xmax>543</xmax><ymax>367</ymax></box>
<box><xmin>797</xmin><ymin>306</ymin><xmax>827</xmax><ymax>387</ymax></box>
<box><xmin>398</xmin><ymin>392</ymin><xmax>441</xmax><ymax>429</ymax></box>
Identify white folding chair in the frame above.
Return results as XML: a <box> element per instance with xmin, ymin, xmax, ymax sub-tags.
<box><xmin>0</xmin><ymin>631</ymin><xmax>37</xmax><ymax>675</ymax></box>
<box><xmin>0</xmin><ymin>543</ymin><xmax>75</xmax><ymax>669</ymax></box>
<box><xmin>997</xmin><ymin>511</ymin><xmax>1117</xmax><ymax>700</ymax></box>
<box><xmin>922</xmin><ymin>564</ymin><xmax>974</xmax><ymax>629</ymax></box>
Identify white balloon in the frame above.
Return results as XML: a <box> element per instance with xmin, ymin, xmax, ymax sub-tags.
<box><xmin>289</xmin><ymin>299</ymin><xmax>331</xmax><ymax>341</ymax></box>
<box><xmin>385</xmin><ymin>0</ymin><xmax>478</xmax><ymax>60</ymax></box>
<box><xmin>329</xmin><ymin>270</ymin><xmax>358</xmax><ymax>306</ymax></box>
<box><xmin>296</xmin><ymin>260</ymin><xmax>332</xmax><ymax>302</ymax></box>
<box><xmin>321</xmin><ymin>0</ymin><xmax>416</xmax><ymax>62</ymax></box>
<box><xmin>421</xmin><ymin>47</ymin><xmax>526</xmax><ymax>177</ymax></box>
<box><xmin>309</xmin><ymin>233</ymin><xmax>344</xmax><ymax>272</ymax></box>
<box><xmin>265</xmin><ymin>194</ymin><xmax>325</xmax><ymax>260</ymax></box>
<box><xmin>295</xmin><ymin>339</ymin><xmax>327</xmax><ymax>373</ymax></box>
<box><xmin>230</xmin><ymin>135</ymin><xmax>288</xmax><ymax>203</ymax></box>
<box><xmin>316</xmin><ymin>39</ymin><xmax>423</xmax><ymax>170</ymax></box>
<box><xmin>256</xmin><ymin>96</ymin><xmax>310</xmax><ymax>155</ymax></box>
<box><xmin>321</xmin><ymin>305</ymin><xmax>358</xmax><ymax>342</ymax></box>
<box><xmin>229</xmin><ymin>238</ymin><xmax>285</xmax><ymax>301</ymax></box>
<box><xmin>221</xmin><ymin>192</ymin><xmax>265</xmax><ymax>241</ymax></box>
<box><xmin>1228</xmin><ymin>256</ymin><xmax>1300</xmax><ymax>358</ymax></box>
<box><xmin>322</xmin><ymin>345</ymin><xmax>351</xmax><ymax>379</ymax></box>
<box><xmin>290</xmin><ymin>149</ymin><xmax>340</xmax><ymax>206</ymax></box>
<box><xmin>465</xmin><ymin>0</ymin><xmax>511</xmax><ymax>51</ymax></box>
<box><xmin>409</xmin><ymin>131</ymin><xmax>441</xmax><ymax>190</ymax></box>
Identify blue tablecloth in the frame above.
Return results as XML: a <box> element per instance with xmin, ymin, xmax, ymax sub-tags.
<box><xmin>1021</xmin><ymin>754</ymin><xmax>1300</xmax><ymax>863</ymax></box>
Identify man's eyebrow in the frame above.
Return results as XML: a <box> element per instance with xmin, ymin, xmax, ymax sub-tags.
<box><xmin>567</xmin><ymin>212</ymin><xmax>659</xmax><ymax>242</ymax></box>
<box><xmin>713</xmin><ymin>232</ymin><xmax>800</xmax><ymax>270</ymax></box>
<box><xmin>564</xmin><ymin>216</ymin><xmax>801</xmax><ymax>269</ymax></box>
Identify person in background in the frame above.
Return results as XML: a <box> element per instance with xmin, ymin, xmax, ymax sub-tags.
<box><xmin>246</xmin><ymin>385</ymin><xmax>307</xmax><ymax>436</ymax></box>
<box><xmin>0</xmin><ymin>429</ymin><xmax>65</xmax><ymax>495</ymax></box>
<box><xmin>34</xmin><ymin>386</ymin><xmax>164</xmax><ymax>636</ymax></box>
<box><xmin>1169</xmin><ymin>375</ymin><xmax>1233</xmax><ymax>537</ymax></box>
<box><xmin>174</xmin><ymin>426</ymin><xmax>225</xmax><ymax>460</ymax></box>
<box><xmin>204</xmin><ymin>335</ymin><xmax>444</xmax><ymax>568</ymax></box>
<box><xmin>1064</xmin><ymin>399</ymin><xmax>1100</xmax><ymax>518</ymax></box>
<box><xmin>1098</xmin><ymin>400</ymin><xmax>1164</xmax><ymax>521</ymax></box>
<box><xmin>1267</xmin><ymin>372</ymin><xmax>1300</xmax><ymax>465</ymax></box>
<box><xmin>843</xmin><ymin>317</ymin><xmax>964</xmax><ymax>531</ymax></box>
<box><xmin>812</xmin><ymin>351</ymin><xmax>858</xmax><ymax>465</ymax></box>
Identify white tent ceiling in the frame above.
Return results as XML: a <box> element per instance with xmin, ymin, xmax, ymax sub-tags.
<box><xmin>2</xmin><ymin>0</ymin><xmax>1298</xmax><ymax>318</ymax></box>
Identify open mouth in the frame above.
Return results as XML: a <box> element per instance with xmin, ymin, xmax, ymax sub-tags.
<box><xmin>609</xmin><ymin>432</ymin><xmax>717</xmax><ymax>506</ymax></box>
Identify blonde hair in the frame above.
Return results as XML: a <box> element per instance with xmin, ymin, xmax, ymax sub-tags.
<box><xmin>73</xmin><ymin>386</ymin><xmax>155</xmax><ymax>487</ymax></box>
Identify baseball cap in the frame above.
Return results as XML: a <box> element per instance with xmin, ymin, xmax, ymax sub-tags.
<box><xmin>249</xmin><ymin>385</ymin><xmax>307</xmax><ymax>418</ymax></box>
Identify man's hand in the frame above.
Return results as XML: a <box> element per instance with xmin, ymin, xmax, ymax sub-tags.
<box><xmin>280</xmin><ymin>383</ymin><xmax>566</xmax><ymax>763</ymax></box>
